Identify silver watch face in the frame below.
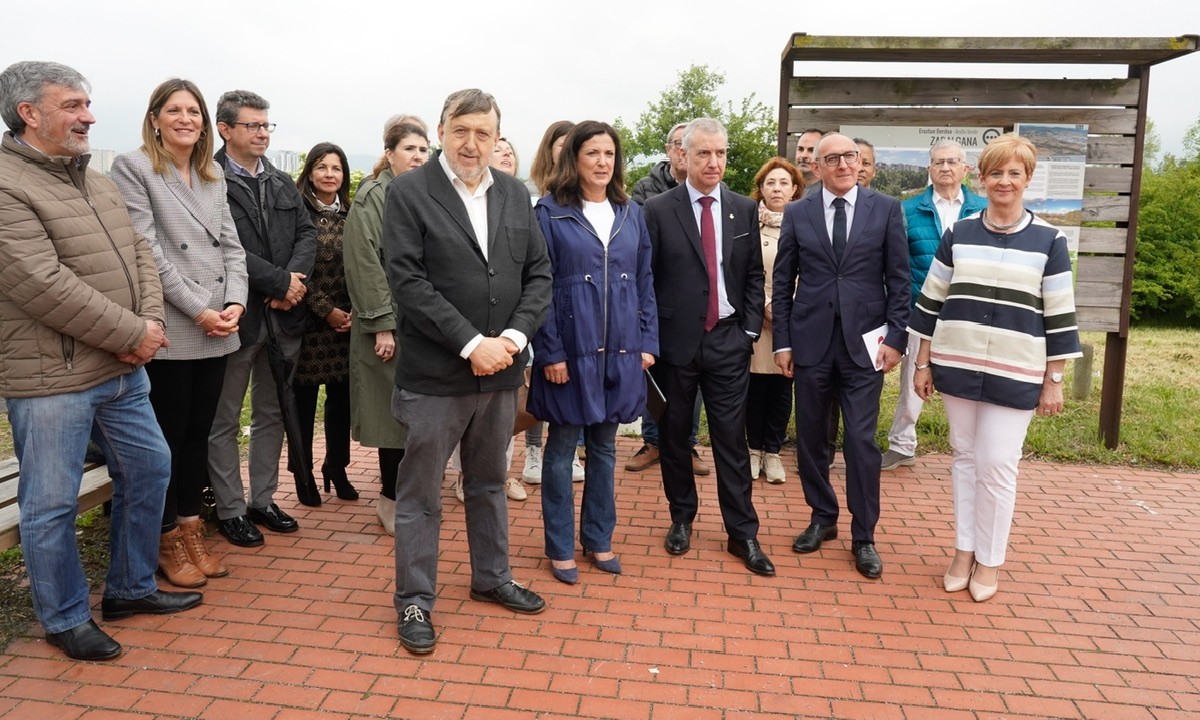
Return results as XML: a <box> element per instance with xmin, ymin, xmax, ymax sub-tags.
<box><xmin>1048</xmin><ymin>372</ymin><xmax>1064</xmax><ymax>383</ymax></box>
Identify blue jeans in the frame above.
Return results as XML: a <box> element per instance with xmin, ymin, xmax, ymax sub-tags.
<box><xmin>642</xmin><ymin>391</ymin><xmax>702</xmax><ymax>447</ymax></box>
<box><xmin>542</xmin><ymin>422</ymin><xmax>618</xmax><ymax>561</ymax></box>
<box><xmin>8</xmin><ymin>369</ymin><xmax>170</xmax><ymax>634</ymax></box>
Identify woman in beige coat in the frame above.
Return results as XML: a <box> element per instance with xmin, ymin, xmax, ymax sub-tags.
<box><xmin>343</xmin><ymin>117</ymin><xmax>429</xmax><ymax>533</ymax></box>
<box><xmin>746</xmin><ymin>158</ymin><xmax>804</xmax><ymax>484</ymax></box>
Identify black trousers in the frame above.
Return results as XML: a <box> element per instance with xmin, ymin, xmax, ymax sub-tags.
<box><xmin>378</xmin><ymin>447</ymin><xmax>405</xmax><ymax>501</ymax></box>
<box><xmin>652</xmin><ymin>322</ymin><xmax>759</xmax><ymax>540</ymax></box>
<box><xmin>746</xmin><ymin>373</ymin><xmax>793</xmax><ymax>453</ymax></box>
<box><xmin>293</xmin><ymin>378</ymin><xmax>351</xmax><ymax>474</ymax></box>
<box><xmin>146</xmin><ymin>355</ymin><xmax>228</xmax><ymax>530</ymax></box>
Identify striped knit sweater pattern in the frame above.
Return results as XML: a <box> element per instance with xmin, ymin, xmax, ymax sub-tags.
<box><xmin>908</xmin><ymin>213</ymin><xmax>1083</xmax><ymax>411</ymax></box>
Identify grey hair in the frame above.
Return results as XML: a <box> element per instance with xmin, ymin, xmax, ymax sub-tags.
<box><xmin>664</xmin><ymin>122</ymin><xmax>689</xmax><ymax>146</ymax></box>
<box><xmin>853</xmin><ymin>137</ymin><xmax>875</xmax><ymax>151</ymax></box>
<box><xmin>215</xmin><ymin>90</ymin><xmax>269</xmax><ymax>127</ymax></box>
<box><xmin>439</xmin><ymin>88</ymin><xmax>501</xmax><ymax>129</ymax></box>
<box><xmin>682</xmin><ymin>118</ymin><xmax>727</xmax><ymax>150</ymax></box>
<box><xmin>0</xmin><ymin>61</ymin><xmax>90</xmax><ymax>133</ymax></box>
<box><xmin>929</xmin><ymin>139</ymin><xmax>966</xmax><ymax>161</ymax></box>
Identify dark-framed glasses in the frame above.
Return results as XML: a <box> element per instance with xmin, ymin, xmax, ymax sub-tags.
<box><xmin>232</xmin><ymin>121</ymin><xmax>276</xmax><ymax>134</ymax></box>
<box><xmin>821</xmin><ymin>151</ymin><xmax>859</xmax><ymax>167</ymax></box>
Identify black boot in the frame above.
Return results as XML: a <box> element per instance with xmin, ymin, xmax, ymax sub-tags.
<box><xmin>322</xmin><ymin>465</ymin><xmax>359</xmax><ymax>501</ymax></box>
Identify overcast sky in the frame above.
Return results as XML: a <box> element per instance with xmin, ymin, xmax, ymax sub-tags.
<box><xmin>6</xmin><ymin>0</ymin><xmax>1198</xmax><ymax>172</ymax></box>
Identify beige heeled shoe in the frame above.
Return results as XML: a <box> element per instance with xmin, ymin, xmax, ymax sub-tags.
<box><xmin>968</xmin><ymin>575</ymin><xmax>999</xmax><ymax>602</ymax></box>
<box><xmin>943</xmin><ymin>570</ymin><xmax>971</xmax><ymax>593</ymax></box>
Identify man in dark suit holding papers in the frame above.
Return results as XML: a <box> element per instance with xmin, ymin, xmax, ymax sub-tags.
<box><xmin>772</xmin><ymin>133</ymin><xmax>910</xmax><ymax>579</ymax></box>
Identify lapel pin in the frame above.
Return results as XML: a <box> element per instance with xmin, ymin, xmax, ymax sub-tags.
<box><xmin>729</xmin><ymin>213</ymin><xmax>734</xmax><ymax>220</ymax></box>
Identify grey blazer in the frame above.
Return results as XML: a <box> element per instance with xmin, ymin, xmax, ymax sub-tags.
<box><xmin>111</xmin><ymin>149</ymin><xmax>249</xmax><ymax>360</ymax></box>
<box><xmin>382</xmin><ymin>160</ymin><xmax>552</xmax><ymax>396</ymax></box>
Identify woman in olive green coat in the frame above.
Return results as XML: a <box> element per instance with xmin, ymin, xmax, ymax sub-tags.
<box><xmin>343</xmin><ymin>117</ymin><xmax>430</xmax><ymax>534</ymax></box>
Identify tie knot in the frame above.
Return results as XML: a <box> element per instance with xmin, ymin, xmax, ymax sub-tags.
<box><xmin>698</xmin><ymin>195</ymin><xmax>715</xmax><ymax>209</ymax></box>
<box><xmin>832</xmin><ymin>197</ymin><xmax>846</xmax><ymax>209</ymax></box>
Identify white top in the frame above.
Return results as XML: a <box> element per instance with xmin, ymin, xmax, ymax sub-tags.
<box><xmin>582</xmin><ymin>199</ymin><xmax>615</xmax><ymax>248</ymax></box>
<box><xmin>933</xmin><ymin>187</ymin><xmax>964</xmax><ymax>236</ymax></box>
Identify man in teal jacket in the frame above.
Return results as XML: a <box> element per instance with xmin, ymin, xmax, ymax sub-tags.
<box><xmin>882</xmin><ymin>140</ymin><xmax>987</xmax><ymax>470</ymax></box>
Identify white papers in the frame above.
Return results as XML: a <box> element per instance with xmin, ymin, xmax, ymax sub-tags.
<box><xmin>862</xmin><ymin>324</ymin><xmax>888</xmax><ymax>371</ymax></box>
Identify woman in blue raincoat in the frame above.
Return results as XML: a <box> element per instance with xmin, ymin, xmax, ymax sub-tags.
<box><xmin>529</xmin><ymin>121</ymin><xmax>658</xmax><ymax>584</ymax></box>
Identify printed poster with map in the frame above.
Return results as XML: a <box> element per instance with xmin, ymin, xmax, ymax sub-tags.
<box><xmin>1013</xmin><ymin>123</ymin><xmax>1088</xmax><ymax>256</ymax></box>
<box><xmin>839</xmin><ymin>125</ymin><xmax>1002</xmax><ymax>201</ymax></box>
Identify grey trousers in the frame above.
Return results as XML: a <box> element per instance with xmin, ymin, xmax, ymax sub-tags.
<box><xmin>392</xmin><ymin>386</ymin><xmax>516</xmax><ymax>614</ymax></box>
<box><xmin>207</xmin><ymin>324</ymin><xmax>302</xmax><ymax>519</ymax></box>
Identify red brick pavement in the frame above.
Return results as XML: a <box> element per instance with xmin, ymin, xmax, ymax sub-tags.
<box><xmin>2</xmin><ymin>435</ymin><xmax>1198</xmax><ymax>719</ymax></box>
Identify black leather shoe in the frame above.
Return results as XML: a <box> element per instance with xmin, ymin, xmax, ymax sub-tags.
<box><xmin>852</xmin><ymin>541</ymin><xmax>884</xmax><ymax>579</ymax></box>
<box><xmin>469</xmin><ymin>581</ymin><xmax>546</xmax><ymax>614</ymax></box>
<box><xmin>247</xmin><ymin>503</ymin><xmax>299</xmax><ymax>533</ymax></box>
<box><xmin>792</xmin><ymin>523</ymin><xmax>838</xmax><ymax>554</ymax></box>
<box><xmin>101</xmin><ymin>590</ymin><xmax>203</xmax><ymax>620</ymax></box>
<box><xmin>46</xmin><ymin>619</ymin><xmax>121</xmax><ymax>661</ymax></box>
<box><xmin>728</xmin><ymin>538</ymin><xmax>776</xmax><ymax>577</ymax></box>
<box><xmin>218</xmin><ymin>515</ymin><xmax>264</xmax><ymax>547</ymax></box>
<box><xmin>664</xmin><ymin>522</ymin><xmax>692</xmax><ymax>555</ymax></box>
<box><xmin>398</xmin><ymin>604</ymin><xmax>436</xmax><ymax>654</ymax></box>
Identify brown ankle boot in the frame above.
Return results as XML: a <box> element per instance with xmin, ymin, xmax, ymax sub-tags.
<box><xmin>159</xmin><ymin>527</ymin><xmax>207</xmax><ymax>588</ymax></box>
<box><xmin>179</xmin><ymin>518</ymin><xmax>229</xmax><ymax>578</ymax></box>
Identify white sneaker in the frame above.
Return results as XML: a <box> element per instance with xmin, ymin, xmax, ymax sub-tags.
<box><xmin>572</xmin><ymin>455</ymin><xmax>585</xmax><ymax>482</ymax></box>
<box><xmin>749</xmin><ymin>449</ymin><xmax>763</xmax><ymax>480</ymax></box>
<box><xmin>763</xmin><ymin>453</ymin><xmax>787</xmax><ymax>484</ymax></box>
<box><xmin>452</xmin><ymin>475</ymin><xmax>464</xmax><ymax>503</ymax></box>
<box><xmin>522</xmin><ymin>445</ymin><xmax>543</xmax><ymax>484</ymax></box>
<box><xmin>505</xmin><ymin>477</ymin><xmax>527</xmax><ymax>501</ymax></box>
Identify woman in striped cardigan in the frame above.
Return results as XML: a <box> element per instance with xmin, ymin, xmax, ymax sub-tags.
<box><xmin>909</xmin><ymin>133</ymin><xmax>1082</xmax><ymax>603</ymax></box>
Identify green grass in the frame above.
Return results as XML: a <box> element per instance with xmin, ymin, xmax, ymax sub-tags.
<box><xmin>687</xmin><ymin>328</ymin><xmax>1200</xmax><ymax>470</ymax></box>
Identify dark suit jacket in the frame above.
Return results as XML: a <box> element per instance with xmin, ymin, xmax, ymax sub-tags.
<box><xmin>214</xmin><ymin>148</ymin><xmax>316</xmax><ymax>340</ymax></box>
<box><xmin>644</xmin><ymin>183</ymin><xmax>764</xmax><ymax>366</ymax></box>
<box><xmin>772</xmin><ymin>186</ymin><xmax>910</xmax><ymax>368</ymax></box>
<box><xmin>382</xmin><ymin>162</ymin><xmax>552</xmax><ymax>396</ymax></box>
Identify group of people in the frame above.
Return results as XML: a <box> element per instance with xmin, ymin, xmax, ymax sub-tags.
<box><xmin>0</xmin><ymin>59</ymin><xmax>1081</xmax><ymax>662</ymax></box>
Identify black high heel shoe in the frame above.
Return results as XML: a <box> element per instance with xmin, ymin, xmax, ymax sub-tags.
<box><xmin>322</xmin><ymin>466</ymin><xmax>359</xmax><ymax>501</ymax></box>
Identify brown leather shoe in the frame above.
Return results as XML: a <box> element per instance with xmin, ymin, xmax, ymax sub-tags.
<box><xmin>178</xmin><ymin>518</ymin><xmax>228</xmax><ymax>578</ymax></box>
<box><xmin>158</xmin><ymin>527</ymin><xmax>207</xmax><ymax>588</ymax></box>
<box><xmin>691</xmin><ymin>448</ymin><xmax>710</xmax><ymax>476</ymax></box>
<box><xmin>624</xmin><ymin>443</ymin><xmax>660</xmax><ymax>472</ymax></box>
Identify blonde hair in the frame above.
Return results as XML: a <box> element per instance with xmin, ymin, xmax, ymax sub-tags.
<box><xmin>140</xmin><ymin>79</ymin><xmax>217</xmax><ymax>182</ymax></box>
<box><xmin>977</xmin><ymin>133</ymin><xmax>1037</xmax><ymax>178</ymax></box>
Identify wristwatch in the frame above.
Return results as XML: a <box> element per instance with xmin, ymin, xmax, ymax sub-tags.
<box><xmin>1046</xmin><ymin>372</ymin><xmax>1064</xmax><ymax>384</ymax></box>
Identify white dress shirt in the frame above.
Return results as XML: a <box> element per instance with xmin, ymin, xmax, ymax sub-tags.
<box><xmin>685</xmin><ymin>181</ymin><xmax>735</xmax><ymax>319</ymax></box>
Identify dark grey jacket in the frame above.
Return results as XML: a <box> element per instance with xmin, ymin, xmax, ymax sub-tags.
<box><xmin>382</xmin><ymin>162</ymin><xmax>552</xmax><ymax>396</ymax></box>
<box><xmin>215</xmin><ymin>147</ymin><xmax>316</xmax><ymax>340</ymax></box>
<box><xmin>630</xmin><ymin>160</ymin><xmax>679</xmax><ymax>206</ymax></box>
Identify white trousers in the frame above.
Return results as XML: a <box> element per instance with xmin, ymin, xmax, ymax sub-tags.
<box><xmin>886</xmin><ymin>333</ymin><xmax>924</xmax><ymax>455</ymax></box>
<box><xmin>942</xmin><ymin>394</ymin><xmax>1034</xmax><ymax>567</ymax></box>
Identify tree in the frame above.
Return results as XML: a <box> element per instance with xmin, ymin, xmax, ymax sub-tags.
<box><xmin>1132</xmin><ymin>113</ymin><xmax>1200</xmax><ymax>326</ymax></box>
<box><xmin>616</xmin><ymin>65</ymin><xmax>777</xmax><ymax>197</ymax></box>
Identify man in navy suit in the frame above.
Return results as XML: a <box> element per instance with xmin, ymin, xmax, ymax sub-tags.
<box><xmin>772</xmin><ymin>132</ymin><xmax>910</xmax><ymax>579</ymax></box>
<box><xmin>644</xmin><ymin>117</ymin><xmax>774</xmax><ymax>577</ymax></box>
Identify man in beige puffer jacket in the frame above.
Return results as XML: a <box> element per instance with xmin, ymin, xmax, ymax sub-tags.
<box><xmin>0</xmin><ymin>61</ymin><xmax>203</xmax><ymax>661</ymax></box>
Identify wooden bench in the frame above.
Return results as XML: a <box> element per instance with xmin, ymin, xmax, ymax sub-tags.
<box><xmin>0</xmin><ymin>457</ymin><xmax>113</xmax><ymax>552</ymax></box>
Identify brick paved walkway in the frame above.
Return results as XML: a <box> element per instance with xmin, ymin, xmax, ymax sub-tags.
<box><xmin>1</xmin><ymin>435</ymin><xmax>1197</xmax><ymax>719</ymax></box>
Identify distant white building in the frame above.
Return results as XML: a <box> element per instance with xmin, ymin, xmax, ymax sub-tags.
<box><xmin>270</xmin><ymin>150</ymin><xmax>303</xmax><ymax>175</ymax></box>
<box><xmin>89</xmin><ymin>148</ymin><xmax>117</xmax><ymax>175</ymax></box>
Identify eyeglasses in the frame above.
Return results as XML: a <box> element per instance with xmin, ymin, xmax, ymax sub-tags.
<box><xmin>931</xmin><ymin>158</ymin><xmax>962</xmax><ymax>167</ymax></box>
<box><xmin>231</xmin><ymin>121</ymin><xmax>276</xmax><ymax>134</ymax></box>
<box><xmin>668</xmin><ymin>140</ymin><xmax>683</xmax><ymax>149</ymax></box>
<box><xmin>820</xmin><ymin>151</ymin><xmax>859</xmax><ymax>167</ymax></box>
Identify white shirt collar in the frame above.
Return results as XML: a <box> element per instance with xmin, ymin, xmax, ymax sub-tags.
<box><xmin>822</xmin><ymin>183</ymin><xmax>859</xmax><ymax>208</ymax></box>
